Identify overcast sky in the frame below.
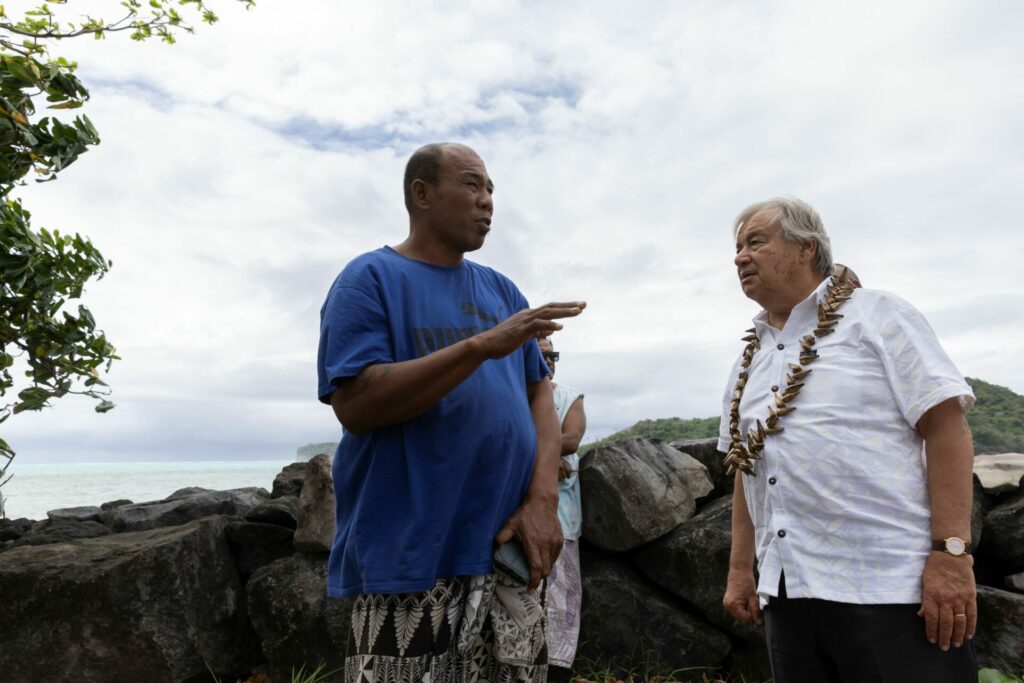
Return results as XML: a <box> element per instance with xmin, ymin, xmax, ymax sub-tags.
<box><xmin>5</xmin><ymin>0</ymin><xmax>1023</xmax><ymax>463</ymax></box>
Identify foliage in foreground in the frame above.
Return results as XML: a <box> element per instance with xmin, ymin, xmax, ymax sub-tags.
<box><xmin>0</xmin><ymin>0</ymin><xmax>254</xmax><ymax>513</ymax></box>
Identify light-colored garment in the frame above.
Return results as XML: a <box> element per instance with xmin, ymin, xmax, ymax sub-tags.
<box><xmin>545</xmin><ymin>539</ymin><xmax>582</xmax><ymax>668</ymax></box>
<box><xmin>548</xmin><ymin>383</ymin><xmax>584</xmax><ymax>668</ymax></box>
<box><xmin>717</xmin><ymin>277</ymin><xmax>973</xmax><ymax>605</ymax></box>
<box><xmin>552</xmin><ymin>383</ymin><xmax>584</xmax><ymax>540</ymax></box>
<box><xmin>458</xmin><ymin>574</ymin><xmax>546</xmax><ymax>667</ymax></box>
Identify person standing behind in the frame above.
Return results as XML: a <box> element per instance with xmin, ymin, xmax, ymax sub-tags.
<box><xmin>537</xmin><ymin>335</ymin><xmax>587</xmax><ymax>670</ymax></box>
<box><xmin>720</xmin><ymin>197</ymin><xmax>977</xmax><ymax>682</ymax></box>
<box><xmin>318</xmin><ymin>142</ymin><xmax>585</xmax><ymax>682</ymax></box>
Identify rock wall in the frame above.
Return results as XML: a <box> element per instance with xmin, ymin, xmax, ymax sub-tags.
<box><xmin>1</xmin><ymin>446</ymin><xmax>1022</xmax><ymax>682</ymax></box>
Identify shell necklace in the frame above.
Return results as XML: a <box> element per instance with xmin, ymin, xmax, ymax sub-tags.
<box><xmin>724</xmin><ymin>272</ymin><xmax>857</xmax><ymax>477</ymax></box>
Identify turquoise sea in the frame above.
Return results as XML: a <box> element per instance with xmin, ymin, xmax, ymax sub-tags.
<box><xmin>1</xmin><ymin>460</ymin><xmax>294</xmax><ymax>521</ymax></box>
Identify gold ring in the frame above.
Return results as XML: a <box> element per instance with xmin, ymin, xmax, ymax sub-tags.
<box><xmin>954</xmin><ymin>614</ymin><xmax>967</xmax><ymax>619</ymax></box>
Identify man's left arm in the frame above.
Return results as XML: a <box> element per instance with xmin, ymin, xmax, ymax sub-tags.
<box><xmin>560</xmin><ymin>397</ymin><xmax>587</xmax><ymax>455</ymax></box>
<box><xmin>917</xmin><ymin>397</ymin><xmax>977</xmax><ymax>651</ymax></box>
<box><xmin>494</xmin><ymin>376</ymin><xmax>563</xmax><ymax>591</ymax></box>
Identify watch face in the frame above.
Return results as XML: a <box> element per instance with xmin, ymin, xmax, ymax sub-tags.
<box><xmin>946</xmin><ymin>537</ymin><xmax>967</xmax><ymax>555</ymax></box>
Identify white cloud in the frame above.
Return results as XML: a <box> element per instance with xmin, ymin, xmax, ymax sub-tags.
<box><xmin>4</xmin><ymin>0</ymin><xmax>1022</xmax><ymax>462</ymax></box>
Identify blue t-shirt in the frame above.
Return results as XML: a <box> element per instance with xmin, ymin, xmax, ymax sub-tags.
<box><xmin>317</xmin><ymin>246</ymin><xmax>549</xmax><ymax>597</ymax></box>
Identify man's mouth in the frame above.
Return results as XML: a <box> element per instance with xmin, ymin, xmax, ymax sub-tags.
<box><xmin>740</xmin><ymin>270</ymin><xmax>756</xmax><ymax>284</ymax></box>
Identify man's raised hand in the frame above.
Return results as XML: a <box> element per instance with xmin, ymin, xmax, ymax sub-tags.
<box><xmin>475</xmin><ymin>301</ymin><xmax>586</xmax><ymax>359</ymax></box>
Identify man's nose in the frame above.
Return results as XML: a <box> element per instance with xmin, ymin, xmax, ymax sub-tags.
<box><xmin>734</xmin><ymin>249</ymin><xmax>749</xmax><ymax>267</ymax></box>
<box><xmin>479</xmin><ymin>190</ymin><xmax>493</xmax><ymax>211</ymax></box>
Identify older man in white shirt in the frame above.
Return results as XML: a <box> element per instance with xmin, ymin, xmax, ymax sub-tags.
<box><xmin>720</xmin><ymin>197</ymin><xmax>977</xmax><ymax>682</ymax></box>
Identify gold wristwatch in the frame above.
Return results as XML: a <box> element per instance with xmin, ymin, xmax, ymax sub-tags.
<box><xmin>932</xmin><ymin>536</ymin><xmax>971</xmax><ymax>557</ymax></box>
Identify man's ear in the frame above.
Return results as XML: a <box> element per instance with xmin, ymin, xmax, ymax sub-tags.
<box><xmin>801</xmin><ymin>238</ymin><xmax>819</xmax><ymax>264</ymax></box>
<box><xmin>410</xmin><ymin>178</ymin><xmax>432</xmax><ymax>210</ymax></box>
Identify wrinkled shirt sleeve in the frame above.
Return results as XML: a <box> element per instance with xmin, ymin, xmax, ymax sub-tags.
<box><xmin>318</xmin><ymin>285</ymin><xmax>394</xmax><ymax>404</ymax></box>
<box><xmin>870</xmin><ymin>296</ymin><xmax>975</xmax><ymax>428</ymax></box>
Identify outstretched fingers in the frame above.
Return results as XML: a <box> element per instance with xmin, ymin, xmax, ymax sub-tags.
<box><xmin>532</xmin><ymin>301</ymin><xmax>587</xmax><ymax>320</ymax></box>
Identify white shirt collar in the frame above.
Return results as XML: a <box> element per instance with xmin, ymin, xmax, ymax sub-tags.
<box><xmin>751</xmin><ymin>276</ymin><xmax>832</xmax><ymax>339</ymax></box>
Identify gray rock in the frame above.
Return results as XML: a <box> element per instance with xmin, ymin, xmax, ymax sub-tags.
<box><xmin>0</xmin><ymin>517</ymin><xmax>34</xmax><ymax>542</ymax></box>
<box><xmin>247</xmin><ymin>554</ymin><xmax>350</xmax><ymax>683</ymax></box>
<box><xmin>0</xmin><ymin>516</ymin><xmax>254</xmax><ymax>683</ymax></box>
<box><xmin>577</xmin><ymin>553</ymin><xmax>732</xmax><ymax>676</ymax></box>
<box><xmin>272</xmin><ymin>462</ymin><xmax>309</xmax><ymax>499</ymax></box>
<box><xmin>100</xmin><ymin>498</ymin><xmax>133</xmax><ymax>510</ymax></box>
<box><xmin>670</xmin><ymin>437</ymin><xmax>732</xmax><ymax>500</ymax></box>
<box><xmin>102</xmin><ymin>487</ymin><xmax>270</xmax><ymax>533</ymax></box>
<box><xmin>12</xmin><ymin>519</ymin><xmax>112</xmax><ymax>547</ymax></box>
<box><xmin>246</xmin><ymin>495</ymin><xmax>299</xmax><ymax>529</ymax></box>
<box><xmin>635</xmin><ymin>496</ymin><xmax>762</xmax><ymax>641</ymax></box>
<box><xmin>973</xmin><ymin>453</ymin><xmax>1024</xmax><ymax>496</ymax></box>
<box><xmin>971</xmin><ymin>473</ymin><xmax>986</xmax><ymax>552</ymax></box>
<box><xmin>976</xmin><ymin>586</ymin><xmax>1024</xmax><ymax>672</ymax></box>
<box><xmin>1005</xmin><ymin>572</ymin><xmax>1024</xmax><ymax>593</ymax></box>
<box><xmin>165</xmin><ymin>486</ymin><xmax>215</xmax><ymax>500</ymax></box>
<box><xmin>225</xmin><ymin>521</ymin><xmax>295</xmax><ymax>581</ymax></box>
<box><xmin>294</xmin><ymin>454</ymin><xmax>335</xmax><ymax>553</ymax></box>
<box><xmin>47</xmin><ymin>505</ymin><xmax>103</xmax><ymax>523</ymax></box>
<box><xmin>580</xmin><ymin>438</ymin><xmax>713</xmax><ymax>552</ymax></box>
<box><xmin>981</xmin><ymin>490</ymin><xmax>1024</xmax><ymax>573</ymax></box>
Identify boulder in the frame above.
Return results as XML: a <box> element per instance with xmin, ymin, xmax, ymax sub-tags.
<box><xmin>580</xmin><ymin>438</ymin><xmax>713</xmax><ymax>551</ymax></box>
<box><xmin>226</xmin><ymin>521</ymin><xmax>295</xmax><ymax>582</ymax></box>
<box><xmin>0</xmin><ymin>517</ymin><xmax>34</xmax><ymax>542</ymax></box>
<box><xmin>294</xmin><ymin>454</ymin><xmax>335</xmax><ymax>553</ymax></box>
<box><xmin>47</xmin><ymin>505</ymin><xmax>103</xmax><ymax>523</ymax></box>
<box><xmin>635</xmin><ymin>496</ymin><xmax>761</xmax><ymax>641</ymax></box>
<box><xmin>981</xmin><ymin>490</ymin><xmax>1024</xmax><ymax>573</ymax></box>
<box><xmin>247</xmin><ymin>554</ymin><xmax>350</xmax><ymax>683</ymax></box>
<box><xmin>975</xmin><ymin>586</ymin><xmax>1024</xmax><ymax>672</ymax></box>
<box><xmin>100</xmin><ymin>498</ymin><xmax>133</xmax><ymax>510</ymax></box>
<box><xmin>971</xmin><ymin>473</ymin><xmax>987</xmax><ymax>552</ymax></box>
<box><xmin>11</xmin><ymin>518</ymin><xmax>112</xmax><ymax>547</ymax></box>
<box><xmin>272</xmin><ymin>462</ymin><xmax>309</xmax><ymax>499</ymax></box>
<box><xmin>973</xmin><ymin>453</ymin><xmax>1024</xmax><ymax>496</ymax></box>
<box><xmin>1005</xmin><ymin>572</ymin><xmax>1024</xmax><ymax>593</ymax></box>
<box><xmin>246</xmin><ymin>495</ymin><xmax>299</xmax><ymax>529</ymax></box>
<box><xmin>102</xmin><ymin>487</ymin><xmax>270</xmax><ymax>533</ymax></box>
<box><xmin>670</xmin><ymin>437</ymin><xmax>732</xmax><ymax>500</ymax></box>
<box><xmin>166</xmin><ymin>486</ymin><xmax>216</xmax><ymax>500</ymax></box>
<box><xmin>577</xmin><ymin>553</ymin><xmax>732</xmax><ymax>676</ymax></box>
<box><xmin>0</xmin><ymin>516</ymin><xmax>254</xmax><ymax>683</ymax></box>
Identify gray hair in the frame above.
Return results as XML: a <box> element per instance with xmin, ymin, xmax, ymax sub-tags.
<box><xmin>733</xmin><ymin>197</ymin><xmax>834</xmax><ymax>277</ymax></box>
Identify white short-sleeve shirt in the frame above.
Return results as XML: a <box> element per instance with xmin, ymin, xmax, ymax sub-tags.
<box><xmin>717</xmin><ymin>277</ymin><xmax>974</xmax><ymax>605</ymax></box>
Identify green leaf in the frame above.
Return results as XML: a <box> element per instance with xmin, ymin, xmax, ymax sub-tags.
<box><xmin>95</xmin><ymin>399</ymin><xmax>115</xmax><ymax>413</ymax></box>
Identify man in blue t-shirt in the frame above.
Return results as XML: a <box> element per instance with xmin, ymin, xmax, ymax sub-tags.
<box><xmin>318</xmin><ymin>142</ymin><xmax>585</xmax><ymax>681</ymax></box>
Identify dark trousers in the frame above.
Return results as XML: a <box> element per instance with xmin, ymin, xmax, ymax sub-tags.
<box><xmin>764</xmin><ymin>577</ymin><xmax>977</xmax><ymax>683</ymax></box>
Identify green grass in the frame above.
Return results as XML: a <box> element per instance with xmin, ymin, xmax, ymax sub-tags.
<box><xmin>978</xmin><ymin>669</ymin><xmax>1024</xmax><ymax>683</ymax></box>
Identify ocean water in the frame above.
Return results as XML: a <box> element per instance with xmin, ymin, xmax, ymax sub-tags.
<box><xmin>0</xmin><ymin>460</ymin><xmax>294</xmax><ymax>521</ymax></box>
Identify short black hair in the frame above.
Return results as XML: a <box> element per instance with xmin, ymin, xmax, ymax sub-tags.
<box><xmin>403</xmin><ymin>143</ymin><xmax>448</xmax><ymax>212</ymax></box>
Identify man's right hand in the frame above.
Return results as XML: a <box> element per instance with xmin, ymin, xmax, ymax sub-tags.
<box><xmin>474</xmin><ymin>301</ymin><xmax>586</xmax><ymax>359</ymax></box>
<box><xmin>723</xmin><ymin>568</ymin><xmax>762</xmax><ymax>625</ymax></box>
